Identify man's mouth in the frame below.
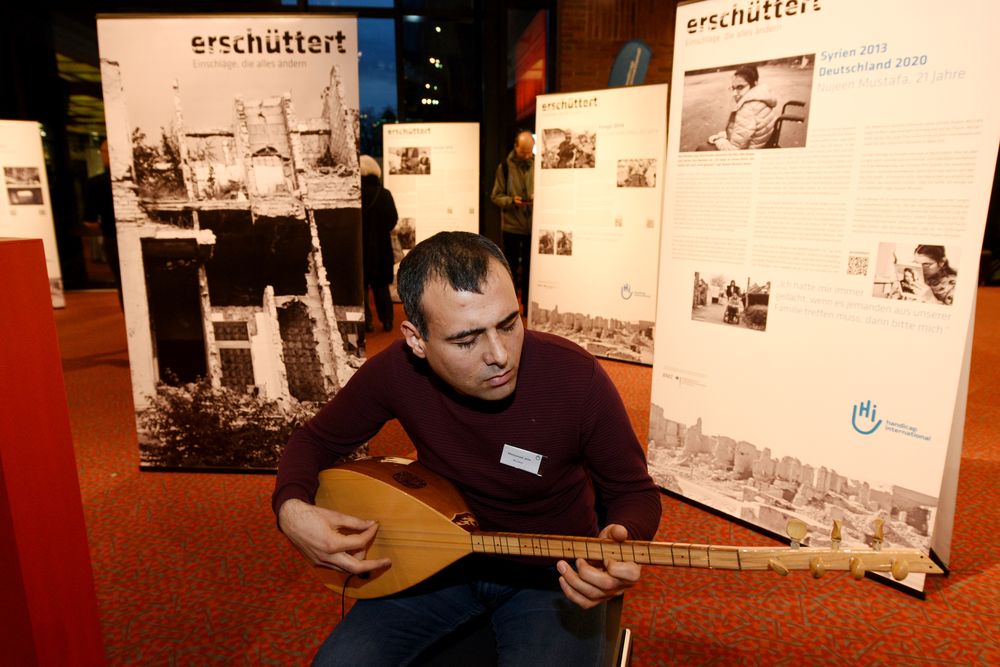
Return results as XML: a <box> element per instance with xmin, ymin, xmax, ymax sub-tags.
<box><xmin>486</xmin><ymin>368</ymin><xmax>513</xmax><ymax>387</ymax></box>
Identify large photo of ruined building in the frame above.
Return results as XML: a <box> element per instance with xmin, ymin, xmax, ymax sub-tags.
<box><xmin>98</xmin><ymin>16</ymin><xmax>363</xmax><ymax>470</ymax></box>
<box><xmin>647</xmin><ymin>404</ymin><xmax>937</xmax><ymax>562</ymax></box>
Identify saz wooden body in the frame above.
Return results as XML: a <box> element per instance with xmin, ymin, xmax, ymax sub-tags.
<box><xmin>313</xmin><ymin>457</ymin><xmax>944</xmax><ymax>599</ymax></box>
<box><xmin>314</xmin><ymin>457</ymin><xmax>479</xmax><ymax>599</ymax></box>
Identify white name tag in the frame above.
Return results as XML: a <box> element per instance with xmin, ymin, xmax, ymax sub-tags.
<box><xmin>500</xmin><ymin>444</ymin><xmax>544</xmax><ymax>476</ymax></box>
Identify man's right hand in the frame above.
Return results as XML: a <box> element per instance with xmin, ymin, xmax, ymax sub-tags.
<box><xmin>278</xmin><ymin>498</ymin><xmax>392</xmax><ymax>575</ymax></box>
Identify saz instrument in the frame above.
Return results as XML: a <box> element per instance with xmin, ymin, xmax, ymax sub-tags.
<box><xmin>313</xmin><ymin>457</ymin><xmax>943</xmax><ymax>599</ymax></box>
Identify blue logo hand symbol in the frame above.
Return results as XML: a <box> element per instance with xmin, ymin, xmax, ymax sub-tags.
<box><xmin>851</xmin><ymin>400</ymin><xmax>882</xmax><ymax>435</ymax></box>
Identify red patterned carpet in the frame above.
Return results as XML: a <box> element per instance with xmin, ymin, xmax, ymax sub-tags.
<box><xmin>54</xmin><ymin>289</ymin><xmax>999</xmax><ymax>665</ymax></box>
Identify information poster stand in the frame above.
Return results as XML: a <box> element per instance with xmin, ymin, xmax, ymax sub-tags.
<box><xmin>97</xmin><ymin>14</ymin><xmax>363</xmax><ymax>471</ymax></box>
<box><xmin>382</xmin><ymin>122</ymin><xmax>480</xmax><ymax>284</ymax></box>
<box><xmin>0</xmin><ymin>121</ymin><xmax>65</xmax><ymax>308</ymax></box>
<box><xmin>648</xmin><ymin>0</ymin><xmax>999</xmax><ymax>593</ymax></box>
<box><xmin>529</xmin><ymin>84</ymin><xmax>668</xmax><ymax>364</ymax></box>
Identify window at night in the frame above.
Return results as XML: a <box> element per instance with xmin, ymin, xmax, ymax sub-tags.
<box><xmin>357</xmin><ymin>18</ymin><xmax>398</xmax><ymax>156</ymax></box>
<box><xmin>399</xmin><ymin>16</ymin><xmax>479</xmax><ymax>123</ymax></box>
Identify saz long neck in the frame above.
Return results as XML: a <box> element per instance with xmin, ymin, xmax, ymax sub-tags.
<box><xmin>470</xmin><ymin>531</ymin><xmax>943</xmax><ymax>578</ymax></box>
<box><xmin>472</xmin><ymin>532</ymin><xmax>747</xmax><ymax>569</ymax></box>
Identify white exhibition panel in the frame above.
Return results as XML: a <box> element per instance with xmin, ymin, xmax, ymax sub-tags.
<box><xmin>529</xmin><ymin>84</ymin><xmax>668</xmax><ymax>365</ymax></box>
<box><xmin>649</xmin><ymin>0</ymin><xmax>999</xmax><ymax>592</ymax></box>
<box><xmin>98</xmin><ymin>15</ymin><xmax>362</xmax><ymax>470</ymax></box>
<box><xmin>382</xmin><ymin>122</ymin><xmax>480</xmax><ymax>253</ymax></box>
<box><xmin>0</xmin><ymin>120</ymin><xmax>65</xmax><ymax>308</ymax></box>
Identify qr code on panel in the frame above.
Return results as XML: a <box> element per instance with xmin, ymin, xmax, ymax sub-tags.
<box><xmin>847</xmin><ymin>254</ymin><xmax>869</xmax><ymax>276</ymax></box>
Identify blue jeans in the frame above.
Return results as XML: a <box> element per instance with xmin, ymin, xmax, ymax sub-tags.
<box><xmin>312</xmin><ymin>559</ymin><xmax>607</xmax><ymax>666</ymax></box>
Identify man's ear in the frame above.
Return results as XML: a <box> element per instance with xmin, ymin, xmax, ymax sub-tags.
<box><xmin>400</xmin><ymin>320</ymin><xmax>427</xmax><ymax>359</ymax></box>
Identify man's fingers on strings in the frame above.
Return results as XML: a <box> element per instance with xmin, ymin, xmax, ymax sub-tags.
<box><xmin>320</xmin><ymin>507</ymin><xmax>379</xmax><ymax>531</ymax></box>
<box><xmin>557</xmin><ymin>573</ymin><xmax>603</xmax><ymax>609</ymax></box>
<box><xmin>331</xmin><ymin>521</ymin><xmax>380</xmax><ymax>550</ymax></box>
<box><xmin>317</xmin><ymin>551</ymin><xmax>392</xmax><ymax>575</ymax></box>
<box><xmin>580</xmin><ymin>559</ymin><xmax>628</xmax><ymax>595</ymax></box>
<box><xmin>602</xmin><ymin>558</ymin><xmax>641</xmax><ymax>586</ymax></box>
<box><xmin>557</xmin><ymin>559</ymin><xmax>606</xmax><ymax>599</ymax></box>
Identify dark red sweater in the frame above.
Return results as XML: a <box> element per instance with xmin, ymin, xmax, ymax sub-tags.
<box><xmin>273</xmin><ymin>331</ymin><xmax>661</xmax><ymax>541</ymax></box>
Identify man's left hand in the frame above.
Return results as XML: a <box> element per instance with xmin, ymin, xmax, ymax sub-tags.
<box><xmin>556</xmin><ymin>523</ymin><xmax>642</xmax><ymax>609</ymax></box>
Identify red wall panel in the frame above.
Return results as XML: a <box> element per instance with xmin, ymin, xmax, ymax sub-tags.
<box><xmin>0</xmin><ymin>238</ymin><xmax>104</xmax><ymax>666</ymax></box>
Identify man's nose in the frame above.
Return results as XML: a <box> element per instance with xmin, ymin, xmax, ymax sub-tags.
<box><xmin>483</xmin><ymin>331</ymin><xmax>508</xmax><ymax>367</ymax></box>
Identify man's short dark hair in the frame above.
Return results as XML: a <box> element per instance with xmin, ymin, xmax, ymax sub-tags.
<box><xmin>397</xmin><ymin>232</ymin><xmax>512</xmax><ymax>338</ymax></box>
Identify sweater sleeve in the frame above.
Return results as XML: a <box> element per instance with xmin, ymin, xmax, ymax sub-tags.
<box><xmin>271</xmin><ymin>347</ymin><xmax>397</xmax><ymax>519</ymax></box>
<box><xmin>579</xmin><ymin>361</ymin><xmax>662</xmax><ymax>540</ymax></box>
<box><xmin>490</xmin><ymin>162</ymin><xmax>513</xmax><ymax>209</ymax></box>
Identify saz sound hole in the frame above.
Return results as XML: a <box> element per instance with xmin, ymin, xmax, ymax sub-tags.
<box><xmin>393</xmin><ymin>470</ymin><xmax>427</xmax><ymax>489</ymax></box>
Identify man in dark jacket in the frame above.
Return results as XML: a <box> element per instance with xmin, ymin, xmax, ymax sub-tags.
<box><xmin>360</xmin><ymin>154</ymin><xmax>398</xmax><ymax>332</ymax></box>
<box><xmin>83</xmin><ymin>139</ymin><xmax>121</xmax><ymax>305</ymax></box>
<box><xmin>490</xmin><ymin>130</ymin><xmax>534</xmax><ymax>313</ymax></box>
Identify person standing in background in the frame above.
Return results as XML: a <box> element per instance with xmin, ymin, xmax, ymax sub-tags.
<box><xmin>83</xmin><ymin>139</ymin><xmax>121</xmax><ymax>305</ymax></box>
<box><xmin>360</xmin><ymin>154</ymin><xmax>398</xmax><ymax>332</ymax></box>
<box><xmin>490</xmin><ymin>130</ymin><xmax>535</xmax><ymax>313</ymax></box>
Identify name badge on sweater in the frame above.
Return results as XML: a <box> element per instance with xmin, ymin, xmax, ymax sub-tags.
<box><xmin>500</xmin><ymin>444</ymin><xmax>544</xmax><ymax>476</ymax></box>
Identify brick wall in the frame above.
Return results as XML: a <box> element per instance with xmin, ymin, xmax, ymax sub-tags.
<box><xmin>557</xmin><ymin>0</ymin><xmax>678</xmax><ymax>93</ymax></box>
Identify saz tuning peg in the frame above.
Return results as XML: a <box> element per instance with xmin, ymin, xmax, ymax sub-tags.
<box><xmin>768</xmin><ymin>558</ymin><xmax>789</xmax><ymax>576</ymax></box>
<box><xmin>811</xmin><ymin>520</ymin><xmax>842</xmax><ymax>577</ymax></box>
<box><xmin>769</xmin><ymin>519</ymin><xmax>810</xmax><ymax>575</ymax></box>
<box><xmin>831</xmin><ymin>520</ymin><xmax>842</xmax><ymax>551</ymax></box>
<box><xmin>871</xmin><ymin>518</ymin><xmax>884</xmax><ymax>551</ymax></box>
<box><xmin>786</xmin><ymin>519</ymin><xmax>807</xmax><ymax>549</ymax></box>
<box><xmin>867</xmin><ymin>518</ymin><xmax>909</xmax><ymax>581</ymax></box>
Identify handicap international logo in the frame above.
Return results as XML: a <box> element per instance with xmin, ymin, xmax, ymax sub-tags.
<box><xmin>851</xmin><ymin>400</ymin><xmax>882</xmax><ymax>435</ymax></box>
<box><xmin>851</xmin><ymin>400</ymin><xmax>932</xmax><ymax>441</ymax></box>
<box><xmin>621</xmin><ymin>283</ymin><xmax>633</xmax><ymax>300</ymax></box>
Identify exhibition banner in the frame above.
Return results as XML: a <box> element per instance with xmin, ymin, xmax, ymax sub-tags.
<box><xmin>529</xmin><ymin>84</ymin><xmax>668</xmax><ymax>364</ymax></box>
<box><xmin>97</xmin><ymin>15</ymin><xmax>362</xmax><ymax>470</ymax></box>
<box><xmin>0</xmin><ymin>120</ymin><xmax>65</xmax><ymax>308</ymax></box>
<box><xmin>382</xmin><ymin>122</ymin><xmax>479</xmax><ymax>270</ymax></box>
<box><xmin>648</xmin><ymin>0</ymin><xmax>999</xmax><ymax>592</ymax></box>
